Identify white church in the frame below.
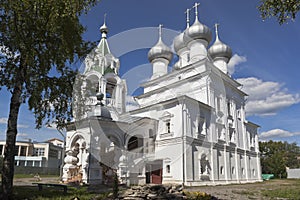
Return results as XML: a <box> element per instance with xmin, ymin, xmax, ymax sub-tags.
<box><xmin>62</xmin><ymin>3</ymin><xmax>262</xmax><ymax>186</ymax></box>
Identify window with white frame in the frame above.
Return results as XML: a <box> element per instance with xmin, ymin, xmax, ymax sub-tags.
<box><xmin>220</xmin><ymin>166</ymin><xmax>224</xmax><ymax>175</ymax></box>
<box><xmin>217</xmin><ymin>124</ymin><xmax>225</xmax><ymax>140</ymax></box>
<box><xmin>160</xmin><ymin>111</ymin><xmax>174</xmax><ymax>134</ymax></box>
<box><xmin>166</xmin><ymin>121</ymin><xmax>171</xmax><ymax>133</ymax></box>
<box><xmin>227</xmin><ymin>100</ymin><xmax>231</xmax><ymax>117</ymax></box>
<box><xmin>237</xmin><ymin>110</ymin><xmax>241</xmax><ymax>119</ymax></box>
<box><xmin>229</xmin><ymin>128</ymin><xmax>235</xmax><ymax>143</ymax></box>
<box><xmin>166</xmin><ymin>165</ymin><xmax>170</xmax><ymax>173</ymax></box>
<box><xmin>197</xmin><ymin>116</ymin><xmax>206</xmax><ymax>135</ymax></box>
<box><xmin>34</xmin><ymin>148</ymin><xmax>45</xmax><ymax>156</ymax></box>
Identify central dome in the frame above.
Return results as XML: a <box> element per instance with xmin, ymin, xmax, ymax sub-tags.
<box><xmin>183</xmin><ymin>19</ymin><xmax>212</xmax><ymax>45</ymax></box>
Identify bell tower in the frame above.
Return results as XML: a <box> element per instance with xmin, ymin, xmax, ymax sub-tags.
<box><xmin>75</xmin><ymin>15</ymin><xmax>127</xmax><ymax>120</ymax></box>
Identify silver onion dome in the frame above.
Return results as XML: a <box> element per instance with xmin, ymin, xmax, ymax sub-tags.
<box><xmin>208</xmin><ymin>24</ymin><xmax>232</xmax><ymax>62</ymax></box>
<box><xmin>183</xmin><ymin>3</ymin><xmax>212</xmax><ymax>45</ymax></box>
<box><xmin>100</xmin><ymin>22</ymin><xmax>108</xmax><ymax>34</ymax></box>
<box><xmin>183</xmin><ymin>19</ymin><xmax>212</xmax><ymax>45</ymax></box>
<box><xmin>174</xmin><ymin>32</ymin><xmax>186</xmax><ymax>53</ymax></box>
<box><xmin>148</xmin><ymin>25</ymin><xmax>173</xmax><ymax>63</ymax></box>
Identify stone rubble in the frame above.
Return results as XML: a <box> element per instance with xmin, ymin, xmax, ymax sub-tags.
<box><xmin>116</xmin><ymin>184</ymin><xmax>187</xmax><ymax>200</ymax></box>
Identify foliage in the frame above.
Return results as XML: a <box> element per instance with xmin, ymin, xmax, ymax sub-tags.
<box><xmin>113</xmin><ymin>172</ymin><xmax>119</xmax><ymax>198</ymax></box>
<box><xmin>258</xmin><ymin>0</ymin><xmax>300</xmax><ymax>24</ymax></box>
<box><xmin>184</xmin><ymin>191</ymin><xmax>212</xmax><ymax>200</ymax></box>
<box><xmin>0</xmin><ymin>0</ymin><xmax>97</xmax><ymax>129</ymax></box>
<box><xmin>259</xmin><ymin>140</ymin><xmax>300</xmax><ymax>178</ymax></box>
<box><xmin>0</xmin><ymin>0</ymin><xmax>99</xmax><ymax>198</ymax></box>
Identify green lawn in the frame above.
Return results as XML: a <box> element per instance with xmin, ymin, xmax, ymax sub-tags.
<box><xmin>1</xmin><ymin>185</ymin><xmax>110</xmax><ymax>200</ymax></box>
<box><xmin>261</xmin><ymin>179</ymin><xmax>300</xmax><ymax>199</ymax></box>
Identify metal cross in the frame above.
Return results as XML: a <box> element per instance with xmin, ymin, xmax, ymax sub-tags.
<box><xmin>193</xmin><ymin>2</ymin><xmax>200</xmax><ymax>16</ymax></box>
<box><xmin>158</xmin><ymin>24</ymin><xmax>163</xmax><ymax>40</ymax></box>
<box><xmin>185</xmin><ymin>8</ymin><xmax>191</xmax><ymax>28</ymax></box>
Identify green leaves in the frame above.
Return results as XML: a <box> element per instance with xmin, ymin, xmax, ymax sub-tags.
<box><xmin>0</xmin><ymin>0</ymin><xmax>98</xmax><ymax>128</ymax></box>
<box><xmin>258</xmin><ymin>0</ymin><xmax>300</xmax><ymax>24</ymax></box>
<box><xmin>259</xmin><ymin>141</ymin><xmax>300</xmax><ymax>178</ymax></box>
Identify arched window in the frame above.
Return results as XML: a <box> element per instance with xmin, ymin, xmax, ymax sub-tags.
<box><xmin>220</xmin><ymin>166</ymin><xmax>224</xmax><ymax>175</ymax></box>
<box><xmin>166</xmin><ymin>165</ymin><xmax>170</xmax><ymax>173</ymax></box>
<box><xmin>128</xmin><ymin>136</ymin><xmax>138</xmax><ymax>151</ymax></box>
<box><xmin>127</xmin><ymin>136</ymin><xmax>143</xmax><ymax>151</ymax></box>
<box><xmin>166</xmin><ymin>121</ymin><xmax>171</xmax><ymax>133</ymax></box>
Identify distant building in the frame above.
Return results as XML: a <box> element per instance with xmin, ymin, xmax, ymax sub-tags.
<box><xmin>46</xmin><ymin>138</ymin><xmax>64</xmax><ymax>148</ymax></box>
<box><xmin>0</xmin><ymin>139</ymin><xmax>63</xmax><ymax>170</ymax></box>
<box><xmin>287</xmin><ymin>168</ymin><xmax>300</xmax><ymax>179</ymax></box>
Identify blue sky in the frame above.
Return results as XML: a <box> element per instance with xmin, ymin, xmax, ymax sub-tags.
<box><xmin>0</xmin><ymin>0</ymin><xmax>300</xmax><ymax>144</ymax></box>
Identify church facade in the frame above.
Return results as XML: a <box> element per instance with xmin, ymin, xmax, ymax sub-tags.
<box><xmin>62</xmin><ymin>4</ymin><xmax>262</xmax><ymax>186</ymax></box>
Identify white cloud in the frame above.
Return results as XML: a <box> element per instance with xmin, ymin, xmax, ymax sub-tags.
<box><xmin>0</xmin><ymin>117</ymin><xmax>29</xmax><ymax>128</ymax></box>
<box><xmin>237</xmin><ymin>77</ymin><xmax>300</xmax><ymax>116</ymax></box>
<box><xmin>17</xmin><ymin>133</ymin><xmax>29</xmax><ymax>138</ymax></box>
<box><xmin>260</xmin><ymin>129</ymin><xmax>300</xmax><ymax>140</ymax></box>
<box><xmin>0</xmin><ymin>117</ymin><xmax>7</xmax><ymax>124</ymax></box>
<box><xmin>18</xmin><ymin>124</ymin><xmax>30</xmax><ymax>128</ymax></box>
<box><xmin>126</xmin><ymin>95</ymin><xmax>139</xmax><ymax>111</ymax></box>
<box><xmin>228</xmin><ymin>54</ymin><xmax>247</xmax><ymax>75</ymax></box>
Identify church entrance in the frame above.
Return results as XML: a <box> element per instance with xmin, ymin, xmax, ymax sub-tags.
<box><xmin>145</xmin><ymin>160</ymin><xmax>163</xmax><ymax>184</ymax></box>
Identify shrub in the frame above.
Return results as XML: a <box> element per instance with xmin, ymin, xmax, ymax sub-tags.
<box><xmin>184</xmin><ymin>191</ymin><xmax>212</xmax><ymax>200</ymax></box>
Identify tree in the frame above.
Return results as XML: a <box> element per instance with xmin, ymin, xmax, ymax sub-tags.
<box><xmin>259</xmin><ymin>140</ymin><xmax>300</xmax><ymax>178</ymax></box>
<box><xmin>258</xmin><ymin>0</ymin><xmax>300</xmax><ymax>24</ymax></box>
<box><xmin>0</xmin><ymin>1</ymin><xmax>98</xmax><ymax>199</ymax></box>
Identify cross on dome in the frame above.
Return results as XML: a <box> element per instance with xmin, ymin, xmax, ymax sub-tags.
<box><xmin>193</xmin><ymin>2</ymin><xmax>200</xmax><ymax>20</ymax></box>
<box><xmin>158</xmin><ymin>24</ymin><xmax>163</xmax><ymax>41</ymax></box>
<box><xmin>100</xmin><ymin>13</ymin><xmax>108</xmax><ymax>37</ymax></box>
<box><xmin>215</xmin><ymin>23</ymin><xmax>220</xmax><ymax>41</ymax></box>
<box><xmin>185</xmin><ymin>8</ymin><xmax>191</xmax><ymax>28</ymax></box>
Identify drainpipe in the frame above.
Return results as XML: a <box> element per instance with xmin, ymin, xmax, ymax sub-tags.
<box><xmin>88</xmin><ymin>118</ymin><xmax>92</xmax><ymax>184</ymax></box>
<box><xmin>181</xmin><ymin>97</ymin><xmax>186</xmax><ymax>186</ymax></box>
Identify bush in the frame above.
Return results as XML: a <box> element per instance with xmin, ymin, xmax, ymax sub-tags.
<box><xmin>184</xmin><ymin>191</ymin><xmax>212</xmax><ymax>200</ymax></box>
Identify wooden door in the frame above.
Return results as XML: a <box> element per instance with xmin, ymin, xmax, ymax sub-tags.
<box><xmin>151</xmin><ymin>168</ymin><xmax>162</xmax><ymax>184</ymax></box>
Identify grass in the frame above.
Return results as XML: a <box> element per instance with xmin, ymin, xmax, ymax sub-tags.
<box><xmin>1</xmin><ymin>185</ymin><xmax>111</xmax><ymax>200</ymax></box>
<box><xmin>261</xmin><ymin>179</ymin><xmax>300</xmax><ymax>200</ymax></box>
<box><xmin>14</xmin><ymin>174</ymin><xmax>59</xmax><ymax>179</ymax></box>
<box><xmin>1</xmin><ymin>176</ymin><xmax>300</xmax><ymax>199</ymax></box>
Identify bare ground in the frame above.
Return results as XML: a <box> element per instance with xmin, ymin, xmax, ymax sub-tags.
<box><xmin>185</xmin><ymin>179</ymin><xmax>299</xmax><ymax>200</ymax></box>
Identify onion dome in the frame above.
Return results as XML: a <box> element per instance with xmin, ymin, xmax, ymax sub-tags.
<box><xmin>183</xmin><ymin>3</ymin><xmax>212</xmax><ymax>45</ymax></box>
<box><xmin>100</xmin><ymin>14</ymin><xmax>108</xmax><ymax>38</ymax></box>
<box><xmin>148</xmin><ymin>25</ymin><xmax>173</xmax><ymax>63</ymax></box>
<box><xmin>174</xmin><ymin>32</ymin><xmax>186</xmax><ymax>53</ymax></box>
<box><xmin>208</xmin><ymin>24</ymin><xmax>232</xmax><ymax>62</ymax></box>
<box><xmin>100</xmin><ymin>22</ymin><xmax>108</xmax><ymax>34</ymax></box>
<box><xmin>174</xmin><ymin>8</ymin><xmax>191</xmax><ymax>53</ymax></box>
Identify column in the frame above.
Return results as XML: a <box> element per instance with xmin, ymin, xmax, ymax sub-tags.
<box><xmin>224</xmin><ymin>146</ymin><xmax>228</xmax><ymax>183</ymax></box>
<box><xmin>18</xmin><ymin>145</ymin><xmax>21</xmax><ymax>156</ymax></box>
